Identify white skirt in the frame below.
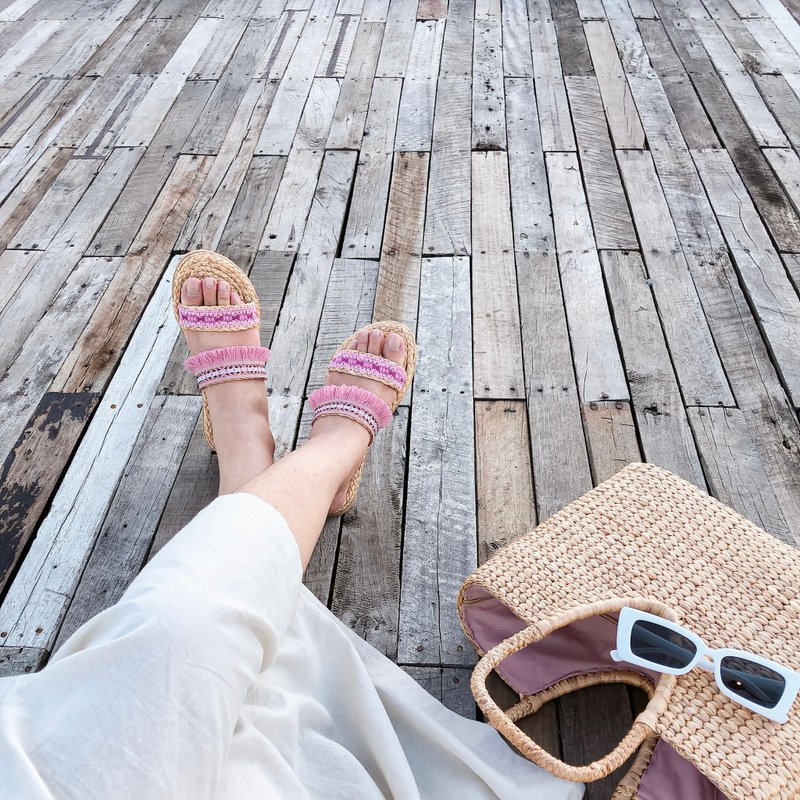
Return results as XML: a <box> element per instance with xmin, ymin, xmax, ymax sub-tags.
<box><xmin>0</xmin><ymin>493</ymin><xmax>583</xmax><ymax>800</ymax></box>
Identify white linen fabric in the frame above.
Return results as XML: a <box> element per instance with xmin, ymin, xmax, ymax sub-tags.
<box><xmin>0</xmin><ymin>493</ymin><xmax>583</xmax><ymax>800</ymax></box>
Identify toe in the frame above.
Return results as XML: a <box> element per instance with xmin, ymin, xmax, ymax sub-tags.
<box><xmin>231</xmin><ymin>290</ymin><xmax>242</xmax><ymax>306</ymax></box>
<box><xmin>384</xmin><ymin>332</ymin><xmax>405</xmax><ymax>363</ymax></box>
<box><xmin>356</xmin><ymin>330</ymin><xmax>370</xmax><ymax>352</ymax></box>
<box><xmin>368</xmin><ymin>329</ymin><xmax>383</xmax><ymax>356</ymax></box>
<box><xmin>217</xmin><ymin>280</ymin><xmax>231</xmax><ymax>306</ymax></box>
<box><xmin>181</xmin><ymin>277</ymin><xmax>203</xmax><ymax>306</ymax></box>
<box><xmin>202</xmin><ymin>276</ymin><xmax>217</xmax><ymax>306</ymax></box>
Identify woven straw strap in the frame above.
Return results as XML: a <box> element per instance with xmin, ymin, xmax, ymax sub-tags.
<box><xmin>470</xmin><ymin>598</ymin><xmax>678</xmax><ymax>784</ymax></box>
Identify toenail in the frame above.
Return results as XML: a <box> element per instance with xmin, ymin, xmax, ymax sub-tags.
<box><xmin>370</xmin><ymin>330</ymin><xmax>381</xmax><ymax>338</ymax></box>
<box><xmin>186</xmin><ymin>280</ymin><xmax>200</xmax><ymax>295</ymax></box>
<box><xmin>204</xmin><ymin>277</ymin><xmax>215</xmax><ymax>288</ymax></box>
<box><xmin>219</xmin><ymin>281</ymin><xmax>229</xmax><ymax>293</ymax></box>
<box><xmin>387</xmin><ymin>333</ymin><xmax>402</xmax><ymax>351</ymax></box>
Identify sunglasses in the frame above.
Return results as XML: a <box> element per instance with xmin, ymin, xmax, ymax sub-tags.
<box><xmin>610</xmin><ymin>607</ymin><xmax>800</xmax><ymax>724</ymax></box>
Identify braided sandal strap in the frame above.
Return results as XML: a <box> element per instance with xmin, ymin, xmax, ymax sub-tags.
<box><xmin>184</xmin><ymin>345</ymin><xmax>271</xmax><ymax>390</ymax></box>
<box><xmin>178</xmin><ymin>302</ymin><xmax>260</xmax><ymax>331</ymax></box>
<box><xmin>328</xmin><ymin>350</ymin><xmax>406</xmax><ymax>393</ymax></box>
<box><xmin>308</xmin><ymin>385</ymin><xmax>392</xmax><ymax>444</ymax></box>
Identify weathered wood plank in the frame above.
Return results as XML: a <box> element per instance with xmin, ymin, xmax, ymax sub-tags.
<box><xmin>502</xmin><ymin>0</ymin><xmax>533</xmax><ymax>76</ymax></box>
<box><xmin>439</xmin><ymin>0</ymin><xmax>473</xmax><ymax>76</ymax></box>
<box><xmin>418</xmin><ymin>0</ymin><xmax>448</xmax><ymax>18</ymax></box>
<box><xmin>342</xmin><ymin>77</ymin><xmax>401</xmax><ymax>258</ymax></box>
<box><xmin>616</xmin><ymin>149</ymin><xmax>734</xmax><ymax>406</ymax></box>
<box><xmin>505</xmin><ymin>77</ymin><xmax>553</xmax><ymax>253</ymax></box>
<box><xmin>327</xmin><ymin>20</ymin><xmax>384</xmax><ymax>148</ymax></box>
<box><xmin>0</xmin><ymin>259</ymin><xmax>180</xmax><ymax>653</ymax></box>
<box><xmin>54</xmin><ymin>155</ymin><xmax>213</xmax><ymax>395</ymax></box>
<box><xmin>54</xmin><ymin>395</ymin><xmax>199</xmax><ymax>648</ymax></box>
<box><xmin>551</xmin><ymin>0</ymin><xmax>594</xmax><ymax>76</ymax></box>
<box><xmin>764</xmin><ymin>147</ymin><xmax>800</xmax><ymax>223</ymax></box>
<box><xmin>475</xmin><ymin>400</ymin><xmax>535</xmax><ymax>563</ymax></box>
<box><xmin>374</xmin><ymin>150</ymin><xmax>428</xmax><ymax>332</ymax></box>
<box><xmin>692</xmin><ymin>148</ymin><xmax>800</xmax><ymax>406</ymax></box>
<box><xmin>423</xmin><ymin>76</ymin><xmax>471</xmax><ymax>255</ymax></box>
<box><xmin>0</xmin><ymin>249</ymin><xmax>39</xmax><ymax>312</ymax></box>
<box><xmin>753</xmin><ymin>74</ymin><xmax>800</xmax><ymax>152</ymax></box>
<box><xmin>583</xmin><ymin>20</ymin><xmax>645</xmax><ymax>148</ymax></box>
<box><xmin>565</xmin><ymin>76</ymin><xmax>637</xmax><ymax>250</ymax></box>
<box><xmin>398</xmin><ymin>256</ymin><xmax>476</xmax><ymax>666</ymax></box>
<box><xmin>376</xmin><ymin>0</ymin><xmax>416</xmax><ymax>76</ymax></box>
<box><xmin>402</xmin><ymin>667</ymin><xmax>476</xmax><ymax>718</ymax></box>
<box><xmin>602</xmin><ymin>249</ymin><xmax>706</xmax><ymax>487</ymax></box>
<box><xmin>688</xmin><ymin>407</ymin><xmax>792</xmax><ymax>542</ymax></box>
<box><xmin>317</xmin><ymin>13</ymin><xmax>359</xmax><ymax>77</ymax></box>
<box><xmin>582</xmin><ymin>401</ymin><xmax>641</xmax><ymax>483</ymax></box>
<box><xmin>0</xmin><ymin>392</ymin><xmax>99</xmax><ymax>595</ymax></box>
<box><xmin>394</xmin><ymin>19</ymin><xmax>444</xmax><ymax>150</ymax></box>
<box><xmin>471</xmin><ymin>152</ymin><xmax>524</xmax><ymax>398</ymax></box>
<box><xmin>472</xmin><ymin>19</ymin><xmax>506</xmax><ymax>149</ymax></box>
<box><xmin>331</xmin><ymin>407</ymin><xmax>408</xmax><ymax>658</ymax></box>
<box><xmin>189</xmin><ymin>17</ymin><xmax>247</xmax><ymax>78</ymax></box>
<box><xmin>547</xmin><ymin>152</ymin><xmax>628</xmax><ymax>403</ymax></box>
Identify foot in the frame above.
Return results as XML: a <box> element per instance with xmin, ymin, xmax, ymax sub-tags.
<box><xmin>308</xmin><ymin>327</ymin><xmax>406</xmax><ymax>514</ymax></box>
<box><xmin>180</xmin><ymin>276</ymin><xmax>274</xmax><ymax>492</ymax></box>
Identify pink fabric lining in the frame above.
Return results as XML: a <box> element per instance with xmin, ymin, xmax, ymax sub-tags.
<box><xmin>460</xmin><ymin>586</ymin><xmax>729</xmax><ymax>799</ymax></box>
<box><xmin>178</xmin><ymin>302</ymin><xmax>259</xmax><ymax>330</ymax></box>
<box><xmin>329</xmin><ymin>350</ymin><xmax>406</xmax><ymax>392</ymax></box>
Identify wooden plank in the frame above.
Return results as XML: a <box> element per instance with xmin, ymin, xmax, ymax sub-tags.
<box><xmin>327</xmin><ymin>20</ymin><xmax>384</xmax><ymax>148</ymax></box>
<box><xmin>583</xmin><ymin>20</ymin><xmax>646</xmax><ymax>148</ymax></box>
<box><xmin>765</xmin><ymin>147</ymin><xmax>800</xmax><ymax>222</ymax></box>
<box><xmin>688</xmin><ymin>407</ymin><xmax>792</xmax><ymax>542</ymax></box>
<box><xmin>0</xmin><ymin>146</ymin><xmax>72</xmax><ymax>252</ymax></box>
<box><xmin>54</xmin><ymin>155</ymin><xmax>213</xmax><ymax>394</ymax></box>
<box><xmin>117</xmin><ymin>17</ymin><xmax>218</xmax><ymax>147</ymax></box>
<box><xmin>54</xmin><ymin>396</ymin><xmax>199</xmax><ymax>648</ymax></box>
<box><xmin>475</xmin><ymin>400</ymin><xmax>535</xmax><ymax>563</ymax></box>
<box><xmin>259</xmin><ymin>78</ymin><xmax>340</xmax><ymax>251</ymax></box>
<box><xmin>0</xmin><ymin>647</ymin><xmax>46</xmax><ymax>677</ymax></box>
<box><xmin>402</xmin><ymin>667</ymin><xmax>476</xmax><ymax>718</ymax></box>
<box><xmin>565</xmin><ymin>76</ymin><xmax>637</xmax><ymax>250</ymax></box>
<box><xmin>89</xmin><ymin>79</ymin><xmax>214</xmax><ymax>256</ymax></box>
<box><xmin>267</xmin><ymin>149</ymin><xmax>357</xmax><ymax>396</ymax></box>
<box><xmin>331</xmin><ymin>407</ymin><xmax>408</xmax><ymax>658</ymax></box>
<box><xmin>418</xmin><ymin>0</ymin><xmax>448</xmax><ymax>18</ymax></box>
<box><xmin>394</xmin><ymin>19</ymin><xmax>444</xmax><ymax>150</ymax></box>
<box><xmin>374</xmin><ymin>150</ymin><xmax>428</xmax><ymax>333</ymax></box>
<box><xmin>693</xmin><ymin>148</ymin><xmax>800</xmax><ymax>406</ymax></box>
<box><xmin>501</xmin><ymin>0</ymin><xmax>533</xmax><ymax>77</ymax></box>
<box><xmin>616</xmin><ymin>149</ymin><xmax>734</xmax><ymax>406</ymax></box>
<box><xmin>547</xmin><ymin>152</ymin><xmax>628</xmax><ymax>403</ymax></box>
<box><xmin>471</xmin><ymin>152</ymin><xmax>524</xmax><ymax>398</ymax></box>
<box><xmin>255</xmin><ymin>11</ymin><xmax>310</xmax><ymax>80</ymax></box>
<box><xmin>423</xmin><ymin>76</ymin><xmax>471</xmax><ymax>255</ymax></box>
<box><xmin>551</xmin><ymin>0</ymin><xmax>594</xmax><ymax>76</ymax></box>
<box><xmin>0</xmin><ymin>392</ymin><xmax>99</xmax><ymax>595</ymax></box>
<box><xmin>0</xmin><ymin>0</ymin><xmax>42</xmax><ymax>20</ymax></box>
<box><xmin>529</xmin><ymin>0</ymin><xmax>575</xmax><ymax>151</ymax></box>
<box><xmin>744</xmin><ymin>18</ymin><xmax>800</xmax><ymax>74</ymax></box>
<box><xmin>601</xmin><ymin>249</ymin><xmax>706</xmax><ymax>487</ymax></box>
<box><xmin>9</xmin><ymin>156</ymin><xmax>102</xmax><ymax>250</ymax></box>
<box><xmin>342</xmin><ymin>77</ymin><xmax>402</xmax><ymax>258</ymax></box>
<box><xmin>581</xmin><ymin>400</ymin><xmax>641</xmax><ymax>483</ymax></box>
<box><xmin>439</xmin><ymin>0</ymin><xmax>473</xmax><ymax>76</ymax></box>
<box><xmin>0</xmin><ymin>250</ymin><xmax>39</xmax><ymax>312</ymax></box>
<box><xmin>375</xmin><ymin>0</ymin><xmax>416</xmax><ymax>76</ymax></box>
<box><xmin>176</xmin><ymin>80</ymin><xmax>276</xmax><ymax>251</ymax></box>
<box><xmin>0</xmin><ymin>259</ymin><xmax>180</xmax><ymax>654</ymax></box>
<box><xmin>0</xmin><ymin>257</ymin><xmax>116</xmax><ymax>464</ymax></box>
<box><xmin>505</xmin><ymin>77</ymin><xmax>553</xmax><ymax>253</ymax></box>
<box><xmin>638</xmin><ymin>19</ymin><xmax>720</xmax><ymax>149</ymax></box>
<box><xmin>398</xmin><ymin>256</ymin><xmax>476</xmax><ymax>665</ymax></box>
<box><xmin>0</xmin><ymin>19</ymin><xmax>62</xmax><ymax>81</ymax></box>
<box><xmin>577</xmin><ymin>0</ymin><xmax>606</xmax><ymax>17</ymax></box>
<box><xmin>317</xmin><ymin>13</ymin><xmax>359</xmax><ymax>77</ymax></box>
<box><xmin>475</xmin><ymin>0</ymin><xmax>500</xmax><ymax>18</ymax></box>
<box><xmin>182</xmin><ymin>17</ymin><xmax>282</xmax><ymax>154</ymax></box>
<box><xmin>753</xmin><ymin>74</ymin><xmax>800</xmax><ymax>151</ymax></box>
<box><xmin>0</xmin><ymin>76</ymin><xmax>77</xmax><ymax>149</ymax></box>
<box><xmin>189</xmin><ymin>17</ymin><xmax>247</xmax><ymax>78</ymax></box>
<box><xmin>472</xmin><ymin>20</ymin><xmax>506</xmax><ymax>149</ymax></box>
<box><xmin>0</xmin><ymin>146</ymin><xmax>142</xmax><ymax>376</ymax></box>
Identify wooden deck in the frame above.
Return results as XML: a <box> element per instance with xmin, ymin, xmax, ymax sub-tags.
<box><xmin>1</xmin><ymin>0</ymin><xmax>800</xmax><ymax>795</ymax></box>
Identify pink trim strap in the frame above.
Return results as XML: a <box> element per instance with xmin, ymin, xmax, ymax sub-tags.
<box><xmin>308</xmin><ymin>384</ymin><xmax>392</xmax><ymax>443</ymax></box>
<box><xmin>178</xmin><ymin>302</ymin><xmax>259</xmax><ymax>331</ymax></box>
<box><xmin>329</xmin><ymin>350</ymin><xmax>406</xmax><ymax>392</ymax></box>
<box><xmin>184</xmin><ymin>345</ymin><xmax>271</xmax><ymax>390</ymax></box>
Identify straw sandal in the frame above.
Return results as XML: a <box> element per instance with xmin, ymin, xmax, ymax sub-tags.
<box><xmin>171</xmin><ymin>250</ymin><xmax>270</xmax><ymax>452</ymax></box>
<box><xmin>308</xmin><ymin>321</ymin><xmax>417</xmax><ymax>517</ymax></box>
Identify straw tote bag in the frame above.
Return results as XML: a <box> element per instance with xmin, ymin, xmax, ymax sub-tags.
<box><xmin>457</xmin><ymin>462</ymin><xmax>800</xmax><ymax>800</ymax></box>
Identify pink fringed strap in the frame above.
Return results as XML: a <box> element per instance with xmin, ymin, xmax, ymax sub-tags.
<box><xmin>308</xmin><ymin>384</ymin><xmax>392</xmax><ymax>442</ymax></box>
<box><xmin>178</xmin><ymin>302</ymin><xmax>259</xmax><ymax>331</ymax></box>
<box><xmin>328</xmin><ymin>350</ymin><xmax>406</xmax><ymax>392</ymax></box>
<box><xmin>184</xmin><ymin>345</ymin><xmax>271</xmax><ymax>390</ymax></box>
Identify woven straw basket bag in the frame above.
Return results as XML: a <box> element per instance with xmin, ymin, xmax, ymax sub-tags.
<box><xmin>457</xmin><ymin>462</ymin><xmax>800</xmax><ymax>799</ymax></box>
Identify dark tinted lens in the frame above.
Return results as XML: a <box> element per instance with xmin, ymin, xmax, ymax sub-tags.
<box><xmin>630</xmin><ymin>620</ymin><xmax>697</xmax><ymax>669</ymax></box>
<box><xmin>719</xmin><ymin>656</ymin><xmax>786</xmax><ymax>709</ymax></box>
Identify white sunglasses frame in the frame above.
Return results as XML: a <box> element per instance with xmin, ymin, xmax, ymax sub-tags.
<box><xmin>610</xmin><ymin>606</ymin><xmax>800</xmax><ymax>724</ymax></box>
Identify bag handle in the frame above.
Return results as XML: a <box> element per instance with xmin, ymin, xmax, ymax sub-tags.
<box><xmin>469</xmin><ymin>597</ymin><xmax>678</xmax><ymax>784</ymax></box>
